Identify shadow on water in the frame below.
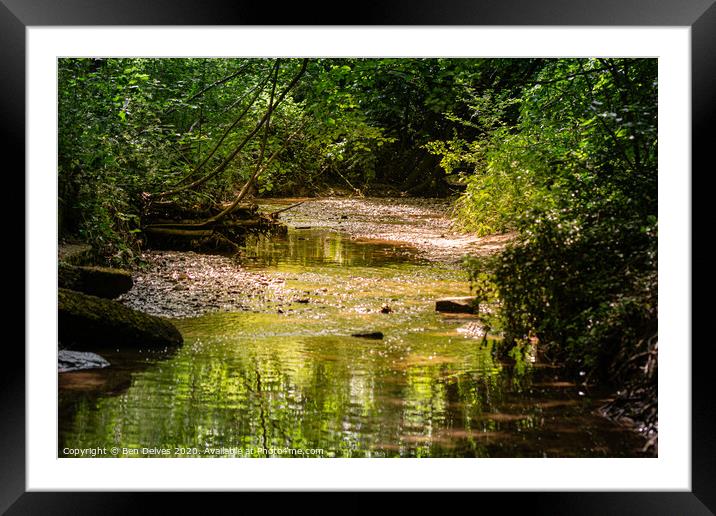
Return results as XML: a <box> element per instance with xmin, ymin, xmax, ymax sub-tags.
<box><xmin>58</xmin><ymin>224</ymin><xmax>649</xmax><ymax>458</ymax></box>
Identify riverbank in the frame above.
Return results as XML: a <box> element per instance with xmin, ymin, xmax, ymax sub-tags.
<box><xmin>119</xmin><ymin>197</ymin><xmax>511</xmax><ymax>319</ymax></box>
<box><xmin>60</xmin><ymin>196</ymin><xmax>654</xmax><ymax>458</ymax></box>
<box><xmin>125</xmin><ymin>197</ymin><xmax>654</xmax><ymax>454</ymax></box>
<box><xmin>261</xmin><ymin>196</ymin><xmax>514</xmax><ymax>262</ymax></box>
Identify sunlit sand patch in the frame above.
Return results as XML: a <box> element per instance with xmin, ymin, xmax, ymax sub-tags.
<box><xmin>270</xmin><ymin>197</ymin><xmax>509</xmax><ymax>263</ymax></box>
<box><xmin>456</xmin><ymin>322</ymin><xmax>488</xmax><ymax>338</ymax></box>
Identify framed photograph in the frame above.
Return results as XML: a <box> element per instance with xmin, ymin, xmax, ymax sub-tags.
<box><xmin>8</xmin><ymin>0</ymin><xmax>712</xmax><ymax>511</ymax></box>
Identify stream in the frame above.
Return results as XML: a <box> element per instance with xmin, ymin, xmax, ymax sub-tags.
<box><xmin>58</xmin><ymin>198</ymin><xmax>648</xmax><ymax>458</ymax></box>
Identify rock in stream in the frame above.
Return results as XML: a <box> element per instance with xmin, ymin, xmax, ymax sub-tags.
<box><xmin>59</xmin><ymin>288</ymin><xmax>183</xmax><ymax>350</ymax></box>
<box><xmin>58</xmin><ymin>350</ymin><xmax>111</xmax><ymax>373</ymax></box>
<box><xmin>58</xmin><ymin>263</ymin><xmax>133</xmax><ymax>299</ymax></box>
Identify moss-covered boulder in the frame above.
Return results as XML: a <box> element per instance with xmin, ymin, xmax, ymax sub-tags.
<box><xmin>58</xmin><ymin>263</ymin><xmax>133</xmax><ymax>299</ymax></box>
<box><xmin>58</xmin><ymin>288</ymin><xmax>182</xmax><ymax>350</ymax></box>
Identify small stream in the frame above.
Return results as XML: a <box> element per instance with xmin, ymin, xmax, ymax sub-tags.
<box><xmin>58</xmin><ymin>199</ymin><xmax>648</xmax><ymax>458</ymax></box>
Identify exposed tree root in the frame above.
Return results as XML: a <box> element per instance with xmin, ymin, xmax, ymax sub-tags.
<box><xmin>600</xmin><ymin>335</ymin><xmax>658</xmax><ymax>455</ymax></box>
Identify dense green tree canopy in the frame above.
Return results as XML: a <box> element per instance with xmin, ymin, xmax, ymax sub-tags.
<box><xmin>58</xmin><ymin>57</ymin><xmax>545</xmax><ymax>259</ymax></box>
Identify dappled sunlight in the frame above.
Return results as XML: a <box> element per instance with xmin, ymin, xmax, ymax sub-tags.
<box><xmin>61</xmin><ymin>218</ymin><xmax>648</xmax><ymax>458</ymax></box>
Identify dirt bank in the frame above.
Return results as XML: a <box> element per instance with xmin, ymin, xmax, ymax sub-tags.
<box><xmin>119</xmin><ymin>251</ymin><xmax>275</xmax><ymax>318</ymax></box>
<box><xmin>262</xmin><ymin>197</ymin><xmax>513</xmax><ymax>263</ymax></box>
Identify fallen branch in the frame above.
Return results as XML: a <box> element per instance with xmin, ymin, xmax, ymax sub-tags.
<box><xmin>200</xmin><ymin>121</ymin><xmax>304</xmax><ymax>225</ymax></box>
<box><xmin>145</xmin><ymin>123</ymin><xmax>303</xmax><ymax>230</ymax></box>
<box><xmin>333</xmin><ymin>166</ymin><xmax>363</xmax><ymax>197</ymax></box>
<box><xmin>270</xmin><ymin>201</ymin><xmax>305</xmax><ymax>217</ymax></box>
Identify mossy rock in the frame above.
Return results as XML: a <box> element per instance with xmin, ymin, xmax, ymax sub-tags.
<box><xmin>58</xmin><ymin>263</ymin><xmax>133</xmax><ymax>299</ymax></box>
<box><xmin>58</xmin><ymin>288</ymin><xmax>183</xmax><ymax>350</ymax></box>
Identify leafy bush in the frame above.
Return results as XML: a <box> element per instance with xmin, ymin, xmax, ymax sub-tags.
<box><xmin>452</xmin><ymin>58</ymin><xmax>657</xmax><ymax>380</ymax></box>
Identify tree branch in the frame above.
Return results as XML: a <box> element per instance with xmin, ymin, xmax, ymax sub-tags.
<box><xmin>151</xmin><ymin>59</ymin><xmax>308</xmax><ymax>199</ymax></box>
<box><xmin>145</xmin><ymin>123</ymin><xmax>305</xmax><ymax>229</ymax></box>
<box><xmin>163</xmin><ymin>62</ymin><xmax>252</xmax><ymax>116</ymax></box>
<box><xmin>162</xmin><ymin>68</ymin><xmax>273</xmax><ymax>190</ymax></box>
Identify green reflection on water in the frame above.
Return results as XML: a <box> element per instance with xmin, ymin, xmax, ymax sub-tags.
<box><xmin>242</xmin><ymin>227</ymin><xmax>423</xmax><ymax>268</ymax></box>
<box><xmin>58</xmin><ymin>228</ymin><xmax>647</xmax><ymax>458</ymax></box>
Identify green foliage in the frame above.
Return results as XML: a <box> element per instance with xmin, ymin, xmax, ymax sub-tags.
<box><xmin>73</xmin><ymin>174</ymin><xmax>142</xmax><ymax>266</ymax></box>
<box><xmin>58</xmin><ymin>58</ymin><xmax>295</xmax><ymax>261</ymax></box>
<box><xmin>493</xmin><ymin>207</ymin><xmax>657</xmax><ymax>377</ymax></box>
<box><xmin>61</xmin><ymin>57</ymin><xmax>518</xmax><ymax>256</ymax></box>
<box><xmin>58</xmin><ymin>57</ymin><xmax>659</xmax><ymax>383</ymax></box>
<box><xmin>446</xmin><ymin>58</ymin><xmax>658</xmax><ymax>379</ymax></box>
<box><xmin>57</xmin><ymin>56</ymin><xmax>659</xmax><ymax>384</ymax></box>
<box><xmin>451</xmin><ymin>127</ymin><xmax>555</xmax><ymax>235</ymax></box>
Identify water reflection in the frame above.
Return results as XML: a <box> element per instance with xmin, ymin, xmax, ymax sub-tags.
<box><xmin>58</xmin><ymin>227</ymin><xmax>647</xmax><ymax>458</ymax></box>
<box><xmin>59</xmin><ymin>311</ymin><xmax>646</xmax><ymax>457</ymax></box>
<box><xmin>242</xmin><ymin>229</ymin><xmax>420</xmax><ymax>268</ymax></box>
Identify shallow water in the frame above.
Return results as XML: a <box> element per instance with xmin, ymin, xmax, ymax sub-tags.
<box><xmin>58</xmin><ymin>205</ymin><xmax>648</xmax><ymax>458</ymax></box>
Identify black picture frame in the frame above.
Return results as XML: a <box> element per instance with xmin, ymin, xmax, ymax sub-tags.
<box><xmin>6</xmin><ymin>0</ymin><xmax>713</xmax><ymax>512</ymax></box>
